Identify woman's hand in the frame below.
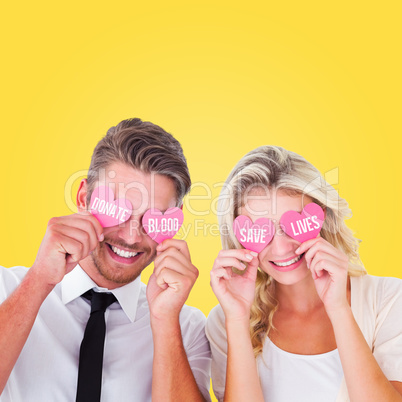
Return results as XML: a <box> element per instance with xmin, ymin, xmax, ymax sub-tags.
<box><xmin>295</xmin><ymin>237</ymin><xmax>350</xmax><ymax>317</ymax></box>
<box><xmin>210</xmin><ymin>249</ymin><xmax>259</xmax><ymax>321</ymax></box>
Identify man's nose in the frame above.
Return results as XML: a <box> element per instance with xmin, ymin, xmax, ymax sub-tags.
<box><xmin>115</xmin><ymin>215</ymin><xmax>144</xmax><ymax>244</ymax></box>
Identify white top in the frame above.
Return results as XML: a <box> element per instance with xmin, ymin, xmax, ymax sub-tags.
<box><xmin>0</xmin><ymin>265</ymin><xmax>212</xmax><ymax>402</ymax></box>
<box><xmin>258</xmin><ymin>340</ymin><xmax>343</xmax><ymax>402</ymax></box>
<box><xmin>206</xmin><ymin>274</ymin><xmax>402</xmax><ymax>402</ymax></box>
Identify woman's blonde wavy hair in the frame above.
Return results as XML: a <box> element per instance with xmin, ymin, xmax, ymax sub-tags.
<box><xmin>217</xmin><ymin>146</ymin><xmax>366</xmax><ymax>358</ymax></box>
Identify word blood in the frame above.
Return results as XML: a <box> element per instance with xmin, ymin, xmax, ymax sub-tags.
<box><xmin>147</xmin><ymin>218</ymin><xmax>179</xmax><ymax>233</ymax></box>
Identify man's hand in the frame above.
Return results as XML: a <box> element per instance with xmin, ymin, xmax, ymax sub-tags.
<box><xmin>31</xmin><ymin>211</ymin><xmax>104</xmax><ymax>288</ymax></box>
<box><xmin>146</xmin><ymin>239</ymin><xmax>207</xmax><ymax>402</ymax></box>
<box><xmin>146</xmin><ymin>239</ymin><xmax>198</xmax><ymax>322</ymax></box>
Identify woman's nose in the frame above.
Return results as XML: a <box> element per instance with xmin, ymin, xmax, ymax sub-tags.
<box><xmin>268</xmin><ymin>229</ymin><xmax>297</xmax><ymax>257</ymax></box>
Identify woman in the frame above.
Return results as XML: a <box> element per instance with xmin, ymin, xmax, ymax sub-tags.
<box><xmin>206</xmin><ymin>146</ymin><xmax>402</xmax><ymax>402</ymax></box>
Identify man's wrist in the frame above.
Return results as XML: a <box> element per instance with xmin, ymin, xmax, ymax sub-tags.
<box><xmin>150</xmin><ymin>311</ymin><xmax>181</xmax><ymax>329</ymax></box>
<box><xmin>26</xmin><ymin>266</ymin><xmax>56</xmax><ymax>299</ymax></box>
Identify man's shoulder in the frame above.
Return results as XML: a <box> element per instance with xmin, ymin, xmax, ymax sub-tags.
<box><xmin>178</xmin><ymin>304</ymin><xmax>207</xmax><ymax>341</ymax></box>
<box><xmin>178</xmin><ymin>304</ymin><xmax>209</xmax><ymax>351</ymax></box>
<box><xmin>180</xmin><ymin>303</ymin><xmax>207</xmax><ymax>323</ymax></box>
<box><xmin>0</xmin><ymin>265</ymin><xmax>30</xmax><ymax>277</ymax></box>
<box><xmin>0</xmin><ymin>266</ymin><xmax>30</xmax><ymax>296</ymax></box>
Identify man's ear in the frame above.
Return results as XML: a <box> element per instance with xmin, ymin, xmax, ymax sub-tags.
<box><xmin>76</xmin><ymin>179</ymin><xmax>88</xmax><ymax>212</ymax></box>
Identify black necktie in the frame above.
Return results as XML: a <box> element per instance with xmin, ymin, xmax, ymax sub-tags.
<box><xmin>76</xmin><ymin>289</ymin><xmax>117</xmax><ymax>402</ymax></box>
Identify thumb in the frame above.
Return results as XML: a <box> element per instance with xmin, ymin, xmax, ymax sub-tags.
<box><xmin>243</xmin><ymin>255</ymin><xmax>259</xmax><ymax>281</ymax></box>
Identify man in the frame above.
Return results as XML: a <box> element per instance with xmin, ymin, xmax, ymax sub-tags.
<box><xmin>0</xmin><ymin>118</ymin><xmax>211</xmax><ymax>401</ymax></box>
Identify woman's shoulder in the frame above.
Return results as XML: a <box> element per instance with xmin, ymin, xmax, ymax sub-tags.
<box><xmin>351</xmin><ymin>273</ymin><xmax>402</xmax><ymax>310</ymax></box>
<box><xmin>206</xmin><ymin>304</ymin><xmax>225</xmax><ymax>326</ymax></box>
<box><xmin>206</xmin><ymin>304</ymin><xmax>226</xmax><ymax>339</ymax></box>
<box><xmin>352</xmin><ymin>273</ymin><xmax>402</xmax><ymax>291</ymax></box>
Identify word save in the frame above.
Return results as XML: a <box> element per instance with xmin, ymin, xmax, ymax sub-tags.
<box><xmin>238</xmin><ymin>228</ymin><xmax>270</xmax><ymax>243</ymax></box>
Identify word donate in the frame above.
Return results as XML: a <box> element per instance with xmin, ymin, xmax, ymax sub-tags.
<box><xmin>90</xmin><ymin>186</ymin><xmax>133</xmax><ymax>228</ymax></box>
<box><xmin>280</xmin><ymin>203</ymin><xmax>325</xmax><ymax>243</ymax></box>
<box><xmin>233</xmin><ymin>216</ymin><xmax>275</xmax><ymax>253</ymax></box>
<box><xmin>142</xmin><ymin>208</ymin><xmax>184</xmax><ymax>244</ymax></box>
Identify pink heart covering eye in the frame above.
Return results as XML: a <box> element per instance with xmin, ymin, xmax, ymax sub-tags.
<box><xmin>90</xmin><ymin>186</ymin><xmax>133</xmax><ymax>228</ymax></box>
<box><xmin>142</xmin><ymin>208</ymin><xmax>184</xmax><ymax>244</ymax></box>
<box><xmin>233</xmin><ymin>216</ymin><xmax>275</xmax><ymax>253</ymax></box>
<box><xmin>280</xmin><ymin>202</ymin><xmax>325</xmax><ymax>243</ymax></box>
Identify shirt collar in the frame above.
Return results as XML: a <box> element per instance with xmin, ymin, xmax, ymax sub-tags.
<box><xmin>61</xmin><ymin>264</ymin><xmax>141</xmax><ymax>323</ymax></box>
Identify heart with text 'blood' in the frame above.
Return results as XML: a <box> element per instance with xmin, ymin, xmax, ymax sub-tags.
<box><xmin>142</xmin><ymin>208</ymin><xmax>184</xmax><ymax>244</ymax></box>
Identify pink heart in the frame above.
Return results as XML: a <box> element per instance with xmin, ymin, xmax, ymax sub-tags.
<box><xmin>233</xmin><ymin>216</ymin><xmax>275</xmax><ymax>253</ymax></box>
<box><xmin>280</xmin><ymin>202</ymin><xmax>325</xmax><ymax>243</ymax></box>
<box><xmin>142</xmin><ymin>208</ymin><xmax>184</xmax><ymax>244</ymax></box>
<box><xmin>90</xmin><ymin>186</ymin><xmax>133</xmax><ymax>228</ymax></box>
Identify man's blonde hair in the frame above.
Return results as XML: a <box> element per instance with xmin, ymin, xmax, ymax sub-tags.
<box><xmin>86</xmin><ymin>118</ymin><xmax>191</xmax><ymax>205</ymax></box>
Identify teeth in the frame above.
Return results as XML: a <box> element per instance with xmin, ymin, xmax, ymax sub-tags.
<box><xmin>111</xmin><ymin>245</ymin><xmax>138</xmax><ymax>258</ymax></box>
<box><xmin>273</xmin><ymin>255</ymin><xmax>302</xmax><ymax>267</ymax></box>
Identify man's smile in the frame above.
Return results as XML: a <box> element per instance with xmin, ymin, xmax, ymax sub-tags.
<box><xmin>104</xmin><ymin>242</ymin><xmax>145</xmax><ymax>264</ymax></box>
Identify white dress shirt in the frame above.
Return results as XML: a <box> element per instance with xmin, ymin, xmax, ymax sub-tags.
<box><xmin>0</xmin><ymin>265</ymin><xmax>211</xmax><ymax>402</ymax></box>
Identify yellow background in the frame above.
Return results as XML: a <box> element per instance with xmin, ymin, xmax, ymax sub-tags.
<box><xmin>1</xmin><ymin>1</ymin><xmax>401</xmax><ymax>399</ymax></box>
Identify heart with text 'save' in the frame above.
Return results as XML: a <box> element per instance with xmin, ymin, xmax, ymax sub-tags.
<box><xmin>90</xmin><ymin>186</ymin><xmax>133</xmax><ymax>228</ymax></box>
<box><xmin>280</xmin><ymin>203</ymin><xmax>325</xmax><ymax>243</ymax></box>
<box><xmin>142</xmin><ymin>208</ymin><xmax>184</xmax><ymax>244</ymax></box>
<box><xmin>233</xmin><ymin>216</ymin><xmax>275</xmax><ymax>253</ymax></box>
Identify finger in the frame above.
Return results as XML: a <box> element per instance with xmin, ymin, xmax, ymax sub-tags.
<box><xmin>210</xmin><ymin>267</ymin><xmax>232</xmax><ymax>294</ymax></box>
<box><xmin>304</xmin><ymin>240</ymin><xmax>347</xmax><ymax>269</ymax></box>
<box><xmin>77</xmin><ymin>213</ymin><xmax>104</xmax><ymax>242</ymax></box>
<box><xmin>156</xmin><ymin>239</ymin><xmax>191</xmax><ymax>260</ymax></box>
<box><xmin>295</xmin><ymin>237</ymin><xmax>321</xmax><ymax>255</ymax></box>
<box><xmin>154</xmin><ymin>255</ymin><xmax>198</xmax><ymax>279</ymax></box>
<box><xmin>213</xmin><ymin>256</ymin><xmax>248</xmax><ymax>271</ymax></box>
<box><xmin>156</xmin><ymin>268</ymin><xmax>194</xmax><ymax>292</ymax></box>
<box><xmin>154</xmin><ymin>247</ymin><xmax>190</xmax><ymax>269</ymax></box>
<box><xmin>306</xmin><ymin>238</ymin><xmax>344</xmax><ymax>260</ymax></box>
<box><xmin>49</xmin><ymin>214</ymin><xmax>104</xmax><ymax>243</ymax></box>
<box><xmin>210</xmin><ymin>267</ymin><xmax>232</xmax><ymax>281</ymax></box>
<box><xmin>66</xmin><ymin>221</ymin><xmax>99</xmax><ymax>255</ymax></box>
<box><xmin>216</xmin><ymin>248</ymin><xmax>258</xmax><ymax>262</ymax></box>
<box><xmin>52</xmin><ymin>225</ymin><xmax>98</xmax><ymax>260</ymax></box>
<box><xmin>67</xmin><ymin>213</ymin><xmax>104</xmax><ymax>242</ymax></box>
<box><xmin>311</xmin><ymin>260</ymin><xmax>341</xmax><ymax>281</ymax></box>
<box><xmin>310</xmin><ymin>253</ymin><xmax>347</xmax><ymax>279</ymax></box>
<box><xmin>241</xmin><ymin>257</ymin><xmax>259</xmax><ymax>282</ymax></box>
<box><xmin>51</xmin><ymin>229</ymin><xmax>89</xmax><ymax>263</ymax></box>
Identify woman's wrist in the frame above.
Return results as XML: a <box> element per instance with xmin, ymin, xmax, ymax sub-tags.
<box><xmin>225</xmin><ymin>314</ymin><xmax>251</xmax><ymax>338</ymax></box>
<box><xmin>326</xmin><ymin>302</ymin><xmax>353</xmax><ymax>327</ymax></box>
